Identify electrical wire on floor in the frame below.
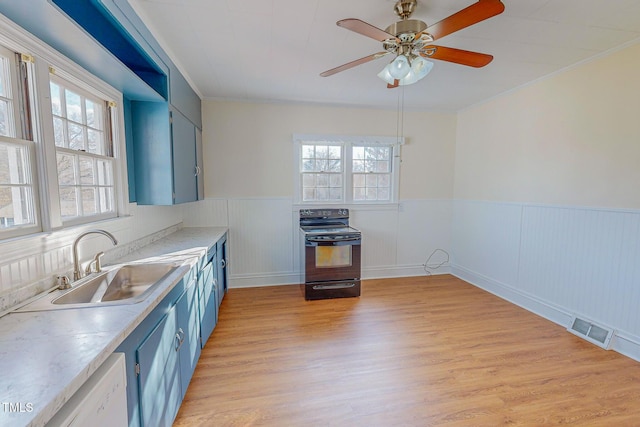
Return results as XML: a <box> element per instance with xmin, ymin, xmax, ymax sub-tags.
<box><xmin>422</xmin><ymin>248</ymin><xmax>450</xmax><ymax>276</ymax></box>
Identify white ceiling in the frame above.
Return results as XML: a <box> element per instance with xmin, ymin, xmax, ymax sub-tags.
<box><xmin>129</xmin><ymin>0</ymin><xmax>640</xmax><ymax>111</ymax></box>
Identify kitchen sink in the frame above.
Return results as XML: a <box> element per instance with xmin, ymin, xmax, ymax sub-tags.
<box><xmin>16</xmin><ymin>263</ymin><xmax>180</xmax><ymax>312</ymax></box>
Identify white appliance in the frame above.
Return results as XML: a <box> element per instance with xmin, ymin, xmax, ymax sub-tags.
<box><xmin>47</xmin><ymin>353</ymin><xmax>128</xmax><ymax>427</ymax></box>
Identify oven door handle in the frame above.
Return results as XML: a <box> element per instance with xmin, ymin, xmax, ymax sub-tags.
<box><xmin>312</xmin><ymin>283</ymin><xmax>356</xmax><ymax>290</ymax></box>
<box><xmin>306</xmin><ymin>237</ymin><xmax>361</xmax><ymax>246</ymax></box>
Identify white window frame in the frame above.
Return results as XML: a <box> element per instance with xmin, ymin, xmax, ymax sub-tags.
<box><xmin>0</xmin><ymin>16</ymin><xmax>129</xmax><ymax>240</ymax></box>
<box><xmin>293</xmin><ymin>134</ymin><xmax>403</xmax><ymax>205</ymax></box>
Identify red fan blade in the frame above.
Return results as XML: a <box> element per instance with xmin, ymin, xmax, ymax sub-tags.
<box><xmin>320</xmin><ymin>52</ymin><xmax>391</xmax><ymax>77</ymax></box>
<box><xmin>421</xmin><ymin>45</ymin><xmax>494</xmax><ymax>68</ymax></box>
<box><xmin>426</xmin><ymin>0</ymin><xmax>505</xmax><ymax>41</ymax></box>
<box><xmin>337</xmin><ymin>18</ymin><xmax>399</xmax><ymax>42</ymax></box>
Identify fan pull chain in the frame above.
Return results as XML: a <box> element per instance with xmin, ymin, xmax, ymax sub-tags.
<box><xmin>396</xmin><ymin>85</ymin><xmax>405</xmax><ymax>144</ymax></box>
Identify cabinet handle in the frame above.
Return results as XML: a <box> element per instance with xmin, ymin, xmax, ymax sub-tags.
<box><xmin>194</xmin><ymin>166</ymin><xmax>201</xmax><ymax>176</ymax></box>
<box><xmin>220</xmin><ymin>259</ymin><xmax>226</xmax><ymax>268</ymax></box>
<box><xmin>175</xmin><ymin>328</ymin><xmax>185</xmax><ymax>351</ymax></box>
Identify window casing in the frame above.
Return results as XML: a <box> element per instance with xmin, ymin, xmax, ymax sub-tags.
<box><xmin>294</xmin><ymin>134</ymin><xmax>402</xmax><ymax>205</ymax></box>
<box><xmin>0</xmin><ymin>22</ymin><xmax>126</xmax><ymax>240</ymax></box>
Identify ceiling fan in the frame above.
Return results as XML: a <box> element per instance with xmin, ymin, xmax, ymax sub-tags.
<box><xmin>320</xmin><ymin>0</ymin><xmax>505</xmax><ymax>88</ymax></box>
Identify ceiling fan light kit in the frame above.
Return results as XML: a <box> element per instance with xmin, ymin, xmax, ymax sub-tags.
<box><xmin>378</xmin><ymin>55</ymin><xmax>434</xmax><ymax>86</ymax></box>
<box><xmin>320</xmin><ymin>0</ymin><xmax>505</xmax><ymax>88</ymax></box>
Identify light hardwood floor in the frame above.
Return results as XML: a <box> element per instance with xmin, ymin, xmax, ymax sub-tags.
<box><xmin>174</xmin><ymin>275</ymin><xmax>640</xmax><ymax>426</ymax></box>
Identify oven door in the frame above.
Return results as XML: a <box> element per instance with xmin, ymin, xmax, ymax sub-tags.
<box><xmin>304</xmin><ymin>235</ymin><xmax>361</xmax><ymax>283</ymax></box>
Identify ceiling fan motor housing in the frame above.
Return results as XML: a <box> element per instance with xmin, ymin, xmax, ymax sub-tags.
<box><xmin>394</xmin><ymin>0</ymin><xmax>417</xmax><ymax>19</ymax></box>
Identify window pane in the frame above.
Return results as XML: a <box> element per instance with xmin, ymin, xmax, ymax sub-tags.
<box><xmin>0</xmin><ymin>99</ymin><xmax>11</xmax><ymax>137</ymax></box>
<box><xmin>316</xmin><ymin>173</ymin><xmax>328</xmax><ymax>187</ymax></box>
<box><xmin>302</xmin><ymin>188</ymin><xmax>315</xmax><ymax>202</ymax></box>
<box><xmin>81</xmin><ymin>188</ymin><xmax>97</xmax><ymax>215</ymax></box>
<box><xmin>353</xmin><ymin>187</ymin><xmax>365</xmax><ymax>201</ymax></box>
<box><xmin>0</xmin><ymin>186</ymin><xmax>35</xmax><ymax>228</ymax></box>
<box><xmin>67</xmin><ymin>122</ymin><xmax>85</xmax><ymax>150</ymax></box>
<box><xmin>376</xmin><ymin>160</ymin><xmax>390</xmax><ymax>173</ymax></box>
<box><xmin>59</xmin><ymin>187</ymin><xmax>78</xmax><ymax>218</ymax></box>
<box><xmin>353</xmin><ymin>159</ymin><xmax>365</xmax><ymax>173</ymax></box>
<box><xmin>329</xmin><ymin>174</ymin><xmax>342</xmax><ymax>187</ymax></box>
<box><xmin>53</xmin><ymin>117</ymin><xmax>66</xmax><ymax>147</ymax></box>
<box><xmin>79</xmin><ymin>157</ymin><xmax>94</xmax><ymax>185</ymax></box>
<box><xmin>65</xmin><ymin>89</ymin><xmax>82</xmax><ymax>123</ymax></box>
<box><xmin>96</xmin><ymin>159</ymin><xmax>113</xmax><ymax>185</ymax></box>
<box><xmin>87</xmin><ymin>129</ymin><xmax>102</xmax><ymax>154</ymax></box>
<box><xmin>327</xmin><ymin>159</ymin><xmax>341</xmax><ymax>172</ymax></box>
<box><xmin>0</xmin><ymin>143</ymin><xmax>29</xmax><ymax>184</ymax></box>
<box><xmin>85</xmin><ymin>99</ymin><xmax>103</xmax><ymax>129</ymax></box>
<box><xmin>316</xmin><ymin>145</ymin><xmax>328</xmax><ymax>159</ymax></box>
<box><xmin>98</xmin><ymin>187</ymin><xmax>113</xmax><ymax>213</ymax></box>
<box><xmin>302</xmin><ymin>173</ymin><xmax>315</xmax><ymax>187</ymax></box>
<box><xmin>328</xmin><ymin>146</ymin><xmax>341</xmax><ymax>159</ymax></box>
<box><xmin>57</xmin><ymin>153</ymin><xmax>76</xmax><ymax>185</ymax></box>
<box><xmin>50</xmin><ymin>82</ymin><xmax>62</xmax><ymax>116</ymax></box>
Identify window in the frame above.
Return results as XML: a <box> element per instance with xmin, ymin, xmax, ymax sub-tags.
<box><xmin>0</xmin><ymin>21</ymin><xmax>126</xmax><ymax>240</ymax></box>
<box><xmin>294</xmin><ymin>135</ymin><xmax>402</xmax><ymax>204</ymax></box>
<box><xmin>50</xmin><ymin>76</ymin><xmax>115</xmax><ymax>221</ymax></box>
<box><xmin>0</xmin><ymin>45</ymin><xmax>37</xmax><ymax>235</ymax></box>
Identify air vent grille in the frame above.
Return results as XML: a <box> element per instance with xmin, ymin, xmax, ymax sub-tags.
<box><xmin>568</xmin><ymin>316</ymin><xmax>614</xmax><ymax>349</ymax></box>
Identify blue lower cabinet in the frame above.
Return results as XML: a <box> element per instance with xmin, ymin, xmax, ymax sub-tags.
<box><xmin>198</xmin><ymin>258</ymin><xmax>217</xmax><ymax>347</ymax></box>
<box><xmin>114</xmin><ymin>233</ymin><xmax>227</xmax><ymax>426</ymax></box>
<box><xmin>177</xmin><ymin>277</ymin><xmax>201</xmax><ymax>396</ymax></box>
<box><xmin>136</xmin><ymin>307</ymin><xmax>181</xmax><ymax>427</ymax></box>
<box><xmin>216</xmin><ymin>233</ymin><xmax>228</xmax><ymax>308</ymax></box>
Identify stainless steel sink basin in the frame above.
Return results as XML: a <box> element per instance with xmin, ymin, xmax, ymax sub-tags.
<box><xmin>53</xmin><ymin>263</ymin><xmax>177</xmax><ymax>305</ymax></box>
<box><xmin>16</xmin><ymin>263</ymin><xmax>179</xmax><ymax>312</ymax></box>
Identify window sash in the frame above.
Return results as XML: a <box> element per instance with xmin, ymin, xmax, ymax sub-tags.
<box><xmin>49</xmin><ymin>74</ymin><xmax>116</xmax><ymax>224</ymax></box>
<box><xmin>0</xmin><ymin>137</ymin><xmax>38</xmax><ymax>235</ymax></box>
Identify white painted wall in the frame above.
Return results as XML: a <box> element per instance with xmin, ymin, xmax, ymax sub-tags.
<box><xmin>202</xmin><ymin>101</ymin><xmax>456</xmax><ymax>200</ymax></box>
<box><xmin>183</xmin><ymin>101</ymin><xmax>458</xmax><ymax>286</ymax></box>
<box><xmin>452</xmin><ymin>42</ymin><xmax>640</xmax><ymax>360</ymax></box>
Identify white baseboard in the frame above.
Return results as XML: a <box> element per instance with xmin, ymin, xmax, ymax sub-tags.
<box><xmin>362</xmin><ymin>264</ymin><xmax>451</xmax><ymax>279</ymax></box>
<box><xmin>229</xmin><ymin>272</ymin><xmax>301</xmax><ymax>288</ymax></box>
<box><xmin>451</xmin><ymin>264</ymin><xmax>640</xmax><ymax>363</ymax></box>
<box><xmin>229</xmin><ymin>264</ymin><xmax>451</xmax><ymax>289</ymax></box>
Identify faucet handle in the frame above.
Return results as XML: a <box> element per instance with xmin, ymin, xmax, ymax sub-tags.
<box><xmin>94</xmin><ymin>251</ymin><xmax>105</xmax><ymax>273</ymax></box>
<box><xmin>57</xmin><ymin>275</ymin><xmax>71</xmax><ymax>290</ymax></box>
<box><xmin>84</xmin><ymin>251</ymin><xmax>105</xmax><ymax>275</ymax></box>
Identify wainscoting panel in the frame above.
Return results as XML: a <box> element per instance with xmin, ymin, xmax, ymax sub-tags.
<box><xmin>451</xmin><ymin>200</ymin><xmax>522</xmax><ymax>287</ymax></box>
<box><xmin>227</xmin><ymin>198</ymin><xmax>296</xmax><ymax>284</ymax></box>
<box><xmin>396</xmin><ymin>199</ymin><xmax>452</xmax><ymax>275</ymax></box>
<box><xmin>519</xmin><ymin>206</ymin><xmax>640</xmax><ymax>337</ymax></box>
<box><xmin>451</xmin><ymin>199</ymin><xmax>640</xmax><ymax>361</ymax></box>
<box><xmin>181</xmin><ymin>199</ymin><xmax>229</xmax><ymax>227</ymax></box>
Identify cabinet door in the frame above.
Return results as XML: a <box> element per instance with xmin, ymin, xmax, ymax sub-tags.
<box><xmin>216</xmin><ymin>234</ymin><xmax>228</xmax><ymax>307</ymax></box>
<box><xmin>171</xmin><ymin>108</ymin><xmax>198</xmax><ymax>204</ymax></box>
<box><xmin>176</xmin><ymin>278</ymin><xmax>201</xmax><ymax>397</ymax></box>
<box><xmin>198</xmin><ymin>258</ymin><xmax>217</xmax><ymax>347</ymax></box>
<box><xmin>195</xmin><ymin>127</ymin><xmax>204</xmax><ymax>200</ymax></box>
<box><xmin>136</xmin><ymin>308</ymin><xmax>181</xmax><ymax>427</ymax></box>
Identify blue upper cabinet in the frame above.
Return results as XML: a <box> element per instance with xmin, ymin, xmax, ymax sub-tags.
<box><xmin>131</xmin><ymin>102</ymin><xmax>203</xmax><ymax>205</ymax></box>
<box><xmin>170</xmin><ymin>65</ymin><xmax>202</xmax><ymax>130</ymax></box>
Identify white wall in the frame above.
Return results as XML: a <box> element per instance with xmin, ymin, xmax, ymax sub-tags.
<box><xmin>183</xmin><ymin>101</ymin><xmax>457</xmax><ymax>286</ymax></box>
<box><xmin>452</xmin><ymin>42</ymin><xmax>640</xmax><ymax>360</ymax></box>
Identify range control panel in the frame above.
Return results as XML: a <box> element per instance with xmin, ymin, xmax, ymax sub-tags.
<box><xmin>300</xmin><ymin>208</ymin><xmax>349</xmax><ymax>218</ymax></box>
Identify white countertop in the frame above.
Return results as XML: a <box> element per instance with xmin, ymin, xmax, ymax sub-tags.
<box><xmin>0</xmin><ymin>227</ymin><xmax>227</xmax><ymax>427</ymax></box>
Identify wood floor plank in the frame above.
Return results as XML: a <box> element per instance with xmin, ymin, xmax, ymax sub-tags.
<box><xmin>174</xmin><ymin>275</ymin><xmax>640</xmax><ymax>426</ymax></box>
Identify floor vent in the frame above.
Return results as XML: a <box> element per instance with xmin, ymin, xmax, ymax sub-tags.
<box><xmin>567</xmin><ymin>316</ymin><xmax>614</xmax><ymax>349</ymax></box>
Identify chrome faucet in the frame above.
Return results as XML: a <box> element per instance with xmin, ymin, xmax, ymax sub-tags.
<box><xmin>72</xmin><ymin>230</ymin><xmax>118</xmax><ymax>281</ymax></box>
